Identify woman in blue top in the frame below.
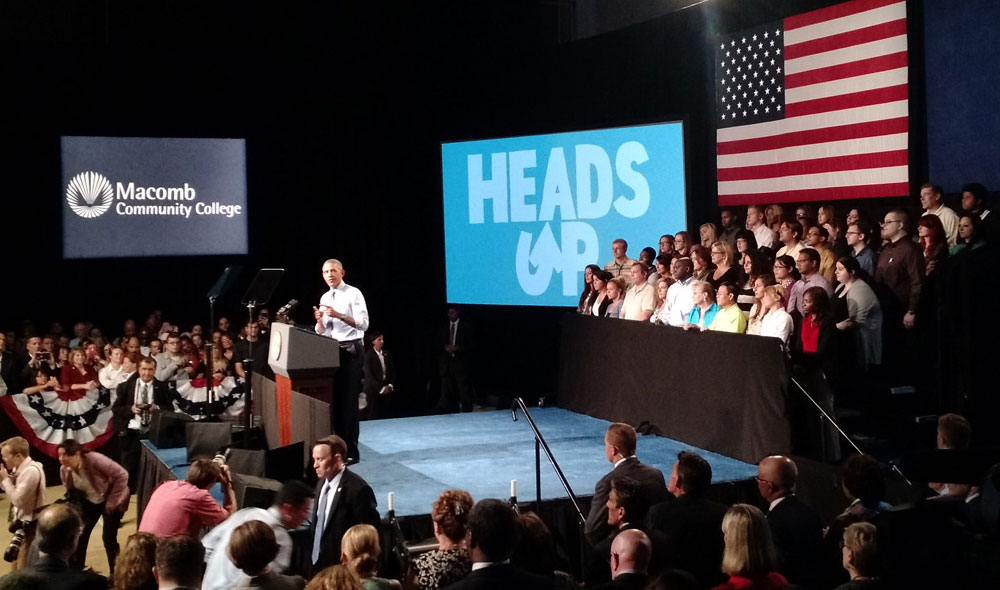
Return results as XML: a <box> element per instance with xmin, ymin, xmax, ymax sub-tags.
<box><xmin>684</xmin><ymin>281</ymin><xmax>721</xmax><ymax>331</ymax></box>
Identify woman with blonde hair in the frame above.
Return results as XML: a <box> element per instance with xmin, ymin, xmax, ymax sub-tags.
<box><xmin>650</xmin><ymin>278</ymin><xmax>672</xmax><ymax>325</ymax></box>
<box><xmin>709</xmin><ymin>241</ymin><xmax>739</xmax><ymax>289</ymax></box>
<box><xmin>759</xmin><ymin>285</ymin><xmax>794</xmax><ymax>347</ymax></box>
<box><xmin>342</xmin><ymin>524</ymin><xmax>401</xmax><ymax>590</ymax></box>
<box><xmin>604</xmin><ymin>277</ymin><xmax>627</xmax><ymax>319</ymax></box>
<box><xmin>410</xmin><ymin>489</ymin><xmax>473</xmax><ymax>590</ymax></box>
<box><xmin>700</xmin><ymin>222</ymin><xmax>719</xmax><ymax>248</ymax></box>
<box><xmin>307</xmin><ymin>565</ymin><xmax>363</xmax><ymax>590</ymax></box>
<box><xmin>713</xmin><ymin>504</ymin><xmax>787</xmax><ymax>590</ymax></box>
<box><xmin>765</xmin><ymin>204</ymin><xmax>785</xmax><ymax>233</ymax></box>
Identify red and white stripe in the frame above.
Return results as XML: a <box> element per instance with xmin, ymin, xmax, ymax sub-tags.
<box><xmin>717</xmin><ymin>0</ymin><xmax>908</xmax><ymax>205</ymax></box>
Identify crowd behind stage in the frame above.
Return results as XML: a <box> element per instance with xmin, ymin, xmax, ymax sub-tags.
<box><xmin>577</xmin><ymin>185</ymin><xmax>998</xmax><ymax>448</ymax></box>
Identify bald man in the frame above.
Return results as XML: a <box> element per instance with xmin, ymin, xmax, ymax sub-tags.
<box><xmin>592</xmin><ymin>529</ymin><xmax>651</xmax><ymax>590</ymax></box>
<box><xmin>757</xmin><ymin>456</ymin><xmax>822</xmax><ymax>589</ymax></box>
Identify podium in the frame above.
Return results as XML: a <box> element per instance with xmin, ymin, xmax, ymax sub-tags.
<box><xmin>260</xmin><ymin>323</ymin><xmax>340</xmax><ymax>460</ymax></box>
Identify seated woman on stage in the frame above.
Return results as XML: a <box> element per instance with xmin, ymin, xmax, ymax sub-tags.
<box><xmin>22</xmin><ymin>366</ymin><xmax>60</xmax><ymax>395</ymax></box>
<box><xmin>342</xmin><ymin>524</ymin><xmax>402</xmax><ymax>590</ymax></box>
<box><xmin>700</xmin><ymin>222</ymin><xmax>719</xmax><ymax>248</ymax></box>
<box><xmin>713</xmin><ymin>504</ymin><xmax>787</xmax><ymax>590</ymax></box>
<box><xmin>772</xmin><ymin>254</ymin><xmax>799</xmax><ymax>295</ymax></box>
<box><xmin>577</xmin><ymin>264</ymin><xmax>602</xmax><ymax>314</ymax></box>
<box><xmin>651</xmin><ymin>278</ymin><xmax>672</xmax><ymax>325</ymax></box>
<box><xmin>605</xmin><ymin>277</ymin><xmax>627</xmax><ymax>319</ymax></box>
<box><xmin>690</xmin><ymin>245</ymin><xmax>715</xmax><ymax>282</ymax></box>
<box><xmin>410</xmin><ymin>489</ymin><xmax>473</xmax><ymax>590</ymax></box>
<box><xmin>738</xmin><ymin>251</ymin><xmax>768</xmax><ymax>314</ymax></box>
<box><xmin>758</xmin><ymin>285</ymin><xmax>794</xmax><ymax>347</ymax></box>
<box><xmin>61</xmin><ymin>347</ymin><xmax>100</xmax><ymax>397</ymax></box>
<box><xmin>709</xmin><ymin>241</ymin><xmax>739</xmax><ymax>289</ymax></box>
<box><xmin>684</xmin><ymin>281</ymin><xmax>720</xmax><ymax>331</ymax></box>
<box><xmin>746</xmin><ymin>274</ymin><xmax>777</xmax><ymax>336</ymax></box>
<box><xmin>589</xmin><ymin>271</ymin><xmax>613</xmax><ymax>317</ymax></box>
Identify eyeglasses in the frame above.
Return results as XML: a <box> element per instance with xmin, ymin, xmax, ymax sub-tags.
<box><xmin>845</xmin><ymin>231</ymin><xmax>860</xmax><ymax>235</ymax></box>
<box><xmin>754</xmin><ymin>475</ymin><xmax>774</xmax><ymax>485</ymax></box>
<box><xmin>881</xmin><ymin>219</ymin><xmax>901</xmax><ymax>226</ymax></box>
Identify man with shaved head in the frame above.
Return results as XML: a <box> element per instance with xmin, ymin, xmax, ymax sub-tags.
<box><xmin>757</xmin><ymin>455</ymin><xmax>822</xmax><ymax>589</ymax></box>
<box><xmin>593</xmin><ymin>529</ymin><xmax>652</xmax><ymax>590</ymax></box>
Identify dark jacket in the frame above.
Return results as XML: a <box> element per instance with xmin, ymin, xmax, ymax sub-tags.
<box><xmin>310</xmin><ymin>468</ymin><xmax>380</xmax><ymax>574</ymax></box>
<box><xmin>445</xmin><ymin>563</ymin><xmax>553</xmax><ymax>590</ymax></box>
<box><xmin>646</xmin><ymin>494</ymin><xmax>728</xmax><ymax>587</ymax></box>
<box><xmin>766</xmin><ymin>495</ymin><xmax>824</xmax><ymax>589</ymax></box>
<box><xmin>112</xmin><ymin>374</ymin><xmax>172</xmax><ymax>432</ymax></box>
<box><xmin>585</xmin><ymin>457</ymin><xmax>668</xmax><ymax>545</ymax></box>
<box><xmin>25</xmin><ymin>555</ymin><xmax>107</xmax><ymax>590</ymax></box>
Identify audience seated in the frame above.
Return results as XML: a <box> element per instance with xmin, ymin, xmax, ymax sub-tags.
<box><xmin>708</xmin><ymin>242</ymin><xmax>739</xmax><ymax>289</ymax></box>
<box><xmin>689</xmin><ymin>246</ymin><xmax>714</xmax><ymax>283</ymax></box>
<box><xmin>577</xmin><ymin>265</ymin><xmax>603</xmax><ymax>315</ymax></box>
<box><xmin>822</xmin><ymin>454</ymin><xmax>891</xmax><ymax>587</ymax></box>
<box><xmin>745</xmin><ymin>274</ymin><xmax>776</xmax><ymax>335</ymax></box>
<box><xmin>445</xmin><ymin>499</ymin><xmax>553</xmax><ymax>590</ymax></box>
<box><xmin>604</xmin><ymin>277</ymin><xmax>626</xmax><ymax>319</ymax></box>
<box><xmin>713</xmin><ymin>504</ymin><xmax>787</xmax><ymax>590</ymax></box>
<box><xmin>647</xmin><ymin>451</ymin><xmax>727</xmax><ymax>588</ymax></box>
<box><xmin>707</xmin><ymin>282</ymin><xmax>747</xmax><ymax>333</ymax></box>
<box><xmin>227</xmin><ymin>520</ymin><xmax>306</xmax><ymax>590</ymax></box>
<box><xmin>409</xmin><ymin>489</ymin><xmax>473</xmax><ymax>590</ymax></box>
<box><xmin>340</xmin><ymin>524</ymin><xmax>400</xmax><ymax>590</ymax></box>
<box><xmin>306</xmin><ymin>566</ymin><xmax>362</xmax><ymax>590</ymax></box>
<box><xmin>23</xmin><ymin>503</ymin><xmax>107</xmax><ymax>590</ymax></box>
<box><xmin>771</xmin><ymin>254</ymin><xmax>799</xmax><ymax>296</ymax></box>
<box><xmin>622</xmin><ymin>263</ymin><xmax>656</xmax><ymax>322</ymax></box>
<box><xmin>113</xmin><ymin>532</ymin><xmax>159</xmax><ymax>590</ymax></box>
<box><xmin>649</xmin><ymin>279</ymin><xmax>671</xmax><ymax>326</ymax></box>
<box><xmin>835</xmin><ymin>522</ymin><xmax>880</xmax><ymax>590</ymax></box>
<box><xmin>511</xmin><ymin>512</ymin><xmax>578</xmax><ymax>590</ymax></box>
<box><xmin>587</xmin><ymin>271</ymin><xmax>613</xmax><ymax>317</ymax></box>
<box><xmin>758</xmin><ymin>286</ymin><xmax>794</xmax><ymax>347</ymax></box>
<box><xmin>591</xmin><ymin>529</ymin><xmax>652</xmax><ymax>590</ymax></box>
<box><xmin>756</xmin><ymin>456</ymin><xmax>823</xmax><ymax>589</ymax></box>
<box><xmin>154</xmin><ymin>535</ymin><xmax>205</xmax><ymax>590</ymax></box>
<box><xmin>683</xmin><ymin>281</ymin><xmax>720</xmax><ymax>331</ymax></box>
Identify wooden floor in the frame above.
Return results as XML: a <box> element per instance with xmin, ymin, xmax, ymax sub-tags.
<box><xmin>0</xmin><ymin>485</ymin><xmax>139</xmax><ymax>577</ymax></box>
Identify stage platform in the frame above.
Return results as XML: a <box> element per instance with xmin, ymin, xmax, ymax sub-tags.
<box><xmin>352</xmin><ymin>407</ymin><xmax>758</xmax><ymax>517</ymax></box>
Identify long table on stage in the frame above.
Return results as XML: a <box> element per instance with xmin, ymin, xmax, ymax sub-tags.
<box><xmin>136</xmin><ymin>440</ymin><xmax>225</xmax><ymax>525</ymax></box>
<box><xmin>558</xmin><ymin>314</ymin><xmax>791</xmax><ymax>464</ymax></box>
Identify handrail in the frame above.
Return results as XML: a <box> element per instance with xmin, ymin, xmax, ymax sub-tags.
<box><xmin>789</xmin><ymin>375</ymin><xmax>911</xmax><ymax>486</ymax></box>
<box><xmin>512</xmin><ymin>397</ymin><xmax>586</xmax><ymax>526</ymax></box>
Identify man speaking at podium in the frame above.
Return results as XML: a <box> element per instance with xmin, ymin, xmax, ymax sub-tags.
<box><xmin>313</xmin><ymin>259</ymin><xmax>369</xmax><ymax>463</ymax></box>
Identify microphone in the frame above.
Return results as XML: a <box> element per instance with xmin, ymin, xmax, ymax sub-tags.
<box><xmin>277</xmin><ymin>299</ymin><xmax>299</xmax><ymax>316</ymax></box>
<box><xmin>511</xmin><ymin>400</ymin><xmax>518</xmax><ymax>422</ymax></box>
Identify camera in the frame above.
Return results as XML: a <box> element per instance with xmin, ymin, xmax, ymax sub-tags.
<box><xmin>4</xmin><ymin>520</ymin><xmax>31</xmax><ymax>563</ymax></box>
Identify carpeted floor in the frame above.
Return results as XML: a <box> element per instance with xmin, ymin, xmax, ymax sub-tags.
<box><xmin>352</xmin><ymin>407</ymin><xmax>758</xmax><ymax>517</ymax></box>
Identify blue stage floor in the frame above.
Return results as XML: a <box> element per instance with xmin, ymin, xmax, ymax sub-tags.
<box><xmin>352</xmin><ymin>407</ymin><xmax>758</xmax><ymax>517</ymax></box>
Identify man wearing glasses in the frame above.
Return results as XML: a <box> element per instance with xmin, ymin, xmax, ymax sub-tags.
<box><xmin>875</xmin><ymin>210</ymin><xmax>923</xmax><ymax>373</ymax></box>
<box><xmin>846</xmin><ymin>222</ymin><xmax>875</xmax><ymax>276</ymax></box>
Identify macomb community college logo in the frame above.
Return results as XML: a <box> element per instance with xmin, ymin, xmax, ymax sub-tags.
<box><xmin>66</xmin><ymin>171</ymin><xmax>114</xmax><ymax>219</ymax></box>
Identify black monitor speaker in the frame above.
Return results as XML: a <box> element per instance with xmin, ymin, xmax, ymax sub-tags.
<box><xmin>149</xmin><ymin>411</ymin><xmax>194</xmax><ymax>449</ymax></box>
<box><xmin>185</xmin><ymin>422</ymin><xmax>232</xmax><ymax>461</ymax></box>
<box><xmin>232</xmin><ymin>472</ymin><xmax>282</xmax><ymax>509</ymax></box>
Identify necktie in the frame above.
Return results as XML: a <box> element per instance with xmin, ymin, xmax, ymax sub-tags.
<box><xmin>449</xmin><ymin>322</ymin><xmax>457</xmax><ymax>346</ymax></box>
<box><xmin>311</xmin><ymin>481</ymin><xmax>330</xmax><ymax>564</ymax></box>
<box><xmin>140</xmin><ymin>382</ymin><xmax>149</xmax><ymax>405</ymax></box>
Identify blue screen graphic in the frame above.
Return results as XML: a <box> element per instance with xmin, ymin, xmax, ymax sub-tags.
<box><xmin>442</xmin><ymin>122</ymin><xmax>687</xmax><ymax>307</ymax></box>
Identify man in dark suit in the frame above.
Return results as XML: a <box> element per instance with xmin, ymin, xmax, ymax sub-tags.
<box><xmin>437</xmin><ymin>306</ymin><xmax>476</xmax><ymax>413</ymax></box>
<box><xmin>646</xmin><ymin>451</ymin><xmax>728</xmax><ymax>588</ymax></box>
<box><xmin>585</xmin><ymin>423</ymin><xmax>668</xmax><ymax>546</ymax></box>
<box><xmin>587</xmin><ymin>477</ymin><xmax>659</xmax><ymax>585</ymax></box>
<box><xmin>309</xmin><ymin>435</ymin><xmax>380</xmax><ymax>575</ymax></box>
<box><xmin>23</xmin><ymin>503</ymin><xmax>107</xmax><ymax>590</ymax></box>
<box><xmin>447</xmin><ymin>498</ymin><xmax>552</xmax><ymax>590</ymax></box>
<box><xmin>362</xmin><ymin>330</ymin><xmax>395</xmax><ymax>420</ymax></box>
<box><xmin>757</xmin><ymin>455</ymin><xmax>823</xmax><ymax>590</ymax></box>
<box><xmin>591</xmin><ymin>529</ymin><xmax>652</xmax><ymax>590</ymax></box>
<box><xmin>113</xmin><ymin>355</ymin><xmax>172</xmax><ymax>491</ymax></box>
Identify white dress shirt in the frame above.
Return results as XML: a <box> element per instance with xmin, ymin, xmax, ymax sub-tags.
<box><xmin>665</xmin><ymin>277</ymin><xmax>695</xmax><ymax>327</ymax></box>
<box><xmin>316</xmin><ymin>282</ymin><xmax>369</xmax><ymax>342</ymax></box>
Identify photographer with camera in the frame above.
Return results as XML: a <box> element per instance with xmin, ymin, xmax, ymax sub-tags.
<box><xmin>18</xmin><ymin>336</ymin><xmax>57</xmax><ymax>392</ymax></box>
<box><xmin>0</xmin><ymin>436</ymin><xmax>47</xmax><ymax>570</ymax></box>
<box><xmin>138</xmin><ymin>458</ymin><xmax>237</xmax><ymax>538</ymax></box>
<box><xmin>57</xmin><ymin>439</ymin><xmax>129</xmax><ymax>573</ymax></box>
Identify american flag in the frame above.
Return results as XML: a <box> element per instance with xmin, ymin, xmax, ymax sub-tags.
<box><xmin>716</xmin><ymin>0</ymin><xmax>909</xmax><ymax>205</ymax></box>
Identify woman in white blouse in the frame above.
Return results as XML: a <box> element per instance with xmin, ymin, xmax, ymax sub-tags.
<box><xmin>759</xmin><ymin>285</ymin><xmax>794</xmax><ymax>347</ymax></box>
<box><xmin>833</xmin><ymin>256</ymin><xmax>883</xmax><ymax>370</ymax></box>
<box><xmin>650</xmin><ymin>278</ymin><xmax>672</xmax><ymax>325</ymax></box>
<box><xmin>98</xmin><ymin>346</ymin><xmax>128</xmax><ymax>390</ymax></box>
